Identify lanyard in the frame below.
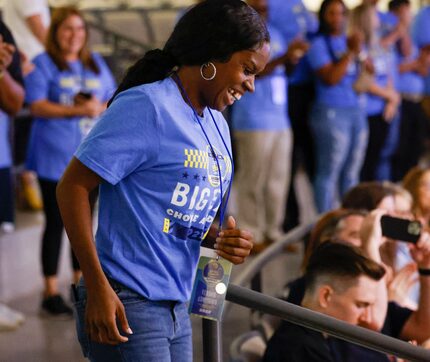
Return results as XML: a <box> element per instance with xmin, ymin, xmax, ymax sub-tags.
<box><xmin>172</xmin><ymin>74</ymin><xmax>234</xmax><ymax>235</ymax></box>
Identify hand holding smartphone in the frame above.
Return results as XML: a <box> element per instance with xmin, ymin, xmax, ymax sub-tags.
<box><xmin>74</xmin><ymin>91</ymin><xmax>92</xmax><ymax>105</ymax></box>
<box><xmin>380</xmin><ymin>215</ymin><xmax>421</xmax><ymax>244</ymax></box>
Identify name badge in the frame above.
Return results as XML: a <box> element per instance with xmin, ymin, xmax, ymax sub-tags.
<box><xmin>271</xmin><ymin>75</ymin><xmax>287</xmax><ymax>105</ymax></box>
<box><xmin>189</xmin><ymin>250</ymin><xmax>232</xmax><ymax>321</ymax></box>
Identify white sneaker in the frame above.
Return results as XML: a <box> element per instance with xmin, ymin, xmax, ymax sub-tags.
<box><xmin>0</xmin><ymin>222</ymin><xmax>15</xmax><ymax>233</ymax></box>
<box><xmin>0</xmin><ymin>303</ymin><xmax>25</xmax><ymax>331</ymax></box>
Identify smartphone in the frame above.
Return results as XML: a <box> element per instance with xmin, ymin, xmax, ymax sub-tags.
<box><xmin>380</xmin><ymin>215</ymin><xmax>421</xmax><ymax>244</ymax></box>
<box><xmin>76</xmin><ymin>91</ymin><xmax>92</xmax><ymax>100</ymax></box>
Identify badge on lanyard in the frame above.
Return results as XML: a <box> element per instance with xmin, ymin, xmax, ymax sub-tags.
<box><xmin>189</xmin><ymin>246</ymin><xmax>232</xmax><ymax>321</ymax></box>
<box><xmin>172</xmin><ymin>73</ymin><xmax>234</xmax><ymax>321</ymax></box>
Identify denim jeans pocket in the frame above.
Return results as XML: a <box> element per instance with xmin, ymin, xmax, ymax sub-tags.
<box><xmin>72</xmin><ymin>283</ymin><xmax>91</xmax><ymax>357</ymax></box>
<box><xmin>109</xmin><ymin>279</ymin><xmax>147</xmax><ymax>305</ymax></box>
<box><xmin>74</xmin><ymin>299</ymin><xmax>91</xmax><ymax>357</ymax></box>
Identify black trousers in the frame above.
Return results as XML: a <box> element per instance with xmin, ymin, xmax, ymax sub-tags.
<box><xmin>361</xmin><ymin>114</ymin><xmax>390</xmax><ymax>182</ymax></box>
<box><xmin>0</xmin><ymin>167</ymin><xmax>14</xmax><ymax>223</ymax></box>
<box><xmin>392</xmin><ymin>99</ymin><xmax>428</xmax><ymax>181</ymax></box>
<box><xmin>284</xmin><ymin>83</ymin><xmax>315</xmax><ymax>231</ymax></box>
<box><xmin>39</xmin><ymin>178</ymin><xmax>80</xmax><ymax>276</ymax></box>
<box><xmin>13</xmin><ymin>114</ymin><xmax>33</xmax><ymax>166</ymax></box>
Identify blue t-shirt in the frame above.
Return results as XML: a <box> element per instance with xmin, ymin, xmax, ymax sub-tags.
<box><xmin>396</xmin><ymin>44</ymin><xmax>425</xmax><ymax>96</ymax></box>
<box><xmin>289</xmin><ymin>56</ymin><xmax>316</xmax><ymax>86</ymax></box>
<box><xmin>412</xmin><ymin>6</ymin><xmax>430</xmax><ymax>49</ymax></box>
<box><xmin>366</xmin><ymin>47</ymin><xmax>392</xmax><ymax>116</ymax></box>
<box><xmin>25</xmin><ymin>52</ymin><xmax>116</xmax><ymax>181</ymax></box>
<box><xmin>308</xmin><ymin>34</ymin><xmax>359</xmax><ymax>108</ymax></box>
<box><xmin>0</xmin><ymin>20</ymin><xmax>23</xmax><ymax>169</ymax></box>
<box><xmin>413</xmin><ymin>6</ymin><xmax>430</xmax><ymax>95</ymax></box>
<box><xmin>269</xmin><ymin>0</ymin><xmax>318</xmax><ymax>44</ymax></box>
<box><xmin>378</xmin><ymin>11</ymin><xmax>398</xmax><ymax>40</ymax></box>
<box><xmin>0</xmin><ymin>112</ymin><xmax>11</xmax><ymax>168</ymax></box>
<box><xmin>75</xmin><ymin>77</ymin><xmax>233</xmax><ymax>302</ymax></box>
<box><xmin>425</xmin><ymin>74</ymin><xmax>430</xmax><ymax>96</ymax></box>
<box><xmin>269</xmin><ymin>0</ymin><xmax>318</xmax><ymax>85</ymax></box>
<box><xmin>231</xmin><ymin>25</ymin><xmax>290</xmax><ymax>131</ymax></box>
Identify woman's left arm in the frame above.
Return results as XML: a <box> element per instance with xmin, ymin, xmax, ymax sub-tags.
<box><xmin>214</xmin><ymin>216</ymin><xmax>254</xmax><ymax>264</ymax></box>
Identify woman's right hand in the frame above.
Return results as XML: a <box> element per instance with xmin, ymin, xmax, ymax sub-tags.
<box><xmin>85</xmin><ymin>284</ymin><xmax>133</xmax><ymax>345</ymax></box>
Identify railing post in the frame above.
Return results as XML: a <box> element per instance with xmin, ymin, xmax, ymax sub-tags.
<box><xmin>202</xmin><ymin>319</ymin><xmax>222</xmax><ymax>362</ymax></box>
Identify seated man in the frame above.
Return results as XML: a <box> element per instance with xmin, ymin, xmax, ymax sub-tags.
<box><xmin>263</xmin><ymin>242</ymin><xmax>386</xmax><ymax>362</ymax></box>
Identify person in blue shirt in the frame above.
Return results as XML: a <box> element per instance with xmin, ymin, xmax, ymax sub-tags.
<box><xmin>231</xmin><ymin>0</ymin><xmax>292</xmax><ymax>253</ymax></box>
<box><xmin>307</xmin><ymin>0</ymin><xmax>367</xmax><ymax>213</ymax></box>
<box><xmin>412</xmin><ymin>6</ymin><xmax>430</xmax><ymax>129</ymax></box>
<box><xmin>268</xmin><ymin>0</ymin><xmax>318</xmax><ymax>44</ymax></box>
<box><xmin>0</xmin><ymin>21</ymin><xmax>24</xmax><ymax>233</ymax></box>
<box><xmin>390</xmin><ymin>0</ymin><xmax>429</xmax><ymax>181</ymax></box>
<box><xmin>362</xmin><ymin>0</ymin><xmax>406</xmax><ymax>50</ymax></box>
<box><xmin>268</xmin><ymin>0</ymin><xmax>318</xmax><ymax>231</ymax></box>
<box><xmin>56</xmin><ymin>1</ymin><xmax>266</xmax><ymax>361</ymax></box>
<box><xmin>0</xmin><ymin>20</ymin><xmax>26</xmax><ymax>331</ymax></box>
<box><xmin>349</xmin><ymin>4</ymin><xmax>401</xmax><ymax>182</ymax></box>
<box><xmin>361</xmin><ymin>0</ymin><xmax>405</xmax><ymax>181</ymax></box>
<box><xmin>25</xmin><ymin>6</ymin><xmax>116</xmax><ymax>317</ymax></box>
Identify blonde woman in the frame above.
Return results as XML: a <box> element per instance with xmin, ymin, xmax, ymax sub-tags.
<box><xmin>349</xmin><ymin>3</ymin><xmax>401</xmax><ymax>181</ymax></box>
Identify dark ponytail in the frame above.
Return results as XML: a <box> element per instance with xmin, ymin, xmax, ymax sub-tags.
<box><xmin>109</xmin><ymin>0</ymin><xmax>269</xmax><ymax>106</ymax></box>
<box><xmin>108</xmin><ymin>49</ymin><xmax>177</xmax><ymax>106</ymax></box>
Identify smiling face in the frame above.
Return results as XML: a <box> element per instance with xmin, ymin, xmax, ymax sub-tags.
<box><xmin>200</xmin><ymin>42</ymin><xmax>270</xmax><ymax>112</ymax></box>
<box><xmin>56</xmin><ymin>14</ymin><xmax>86</xmax><ymax>60</ymax></box>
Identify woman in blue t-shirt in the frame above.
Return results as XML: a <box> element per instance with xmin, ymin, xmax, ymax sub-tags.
<box><xmin>0</xmin><ymin>21</ymin><xmax>24</xmax><ymax>233</ymax></box>
<box><xmin>307</xmin><ymin>0</ymin><xmax>367</xmax><ymax>212</ymax></box>
<box><xmin>56</xmin><ymin>1</ymin><xmax>266</xmax><ymax>361</ymax></box>
<box><xmin>25</xmin><ymin>7</ymin><xmax>116</xmax><ymax>317</ymax></box>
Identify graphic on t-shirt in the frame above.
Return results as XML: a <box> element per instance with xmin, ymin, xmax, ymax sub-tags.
<box><xmin>184</xmin><ymin>145</ymin><xmax>232</xmax><ymax>187</ymax></box>
<box><xmin>164</xmin><ymin>145</ymin><xmax>231</xmax><ymax>241</ymax></box>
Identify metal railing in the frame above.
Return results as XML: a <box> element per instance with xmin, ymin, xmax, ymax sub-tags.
<box><xmin>202</xmin><ymin>222</ymin><xmax>430</xmax><ymax>362</ymax></box>
<box><xmin>225</xmin><ymin>220</ymin><xmax>316</xmax><ymax>316</ymax></box>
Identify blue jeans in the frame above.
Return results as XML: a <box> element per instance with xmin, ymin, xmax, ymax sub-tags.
<box><xmin>74</xmin><ymin>279</ymin><xmax>192</xmax><ymax>362</ymax></box>
<box><xmin>309</xmin><ymin>104</ymin><xmax>368</xmax><ymax>212</ymax></box>
<box><xmin>377</xmin><ymin>112</ymin><xmax>400</xmax><ymax>181</ymax></box>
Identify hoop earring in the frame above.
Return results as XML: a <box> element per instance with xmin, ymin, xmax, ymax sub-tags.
<box><xmin>200</xmin><ymin>62</ymin><xmax>216</xmax><ymax>81</ymax></box>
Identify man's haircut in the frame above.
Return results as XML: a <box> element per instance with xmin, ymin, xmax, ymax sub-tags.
<box><xmin>305</xmin><ymin>243</ymin><xmax>385</xmax><ymax>294</ymax></box>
